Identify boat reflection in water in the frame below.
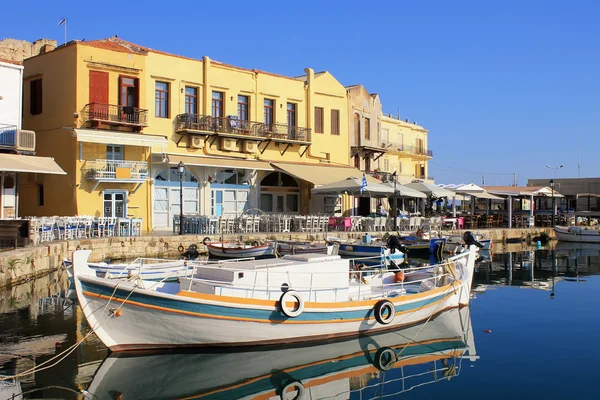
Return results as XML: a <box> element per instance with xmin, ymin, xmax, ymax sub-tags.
<box><xmin>85</xmin><ymin>307</ymin><xmax>476</xmax><ymax>400</ymax></box>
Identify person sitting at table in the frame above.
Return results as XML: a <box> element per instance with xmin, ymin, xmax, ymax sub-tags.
<box><xmin>376</xmin><ymin>204</ymin><xmax>388</xmax><ymax>216</ymax></box>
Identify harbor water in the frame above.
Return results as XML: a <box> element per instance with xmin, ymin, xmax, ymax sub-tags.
<box><xmin>1</xmin><ymin>242</ymin><xmax>599</xmax><ymax>399</ymax></box>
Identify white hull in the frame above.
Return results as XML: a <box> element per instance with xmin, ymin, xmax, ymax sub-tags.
<box><xmin>72</xmin><ymin>248</ymin><xmax>477</xmax><ymax>351</ymax></box>
<box><xmin>207</xmin><ymin>242</ymin><xmax>275</xmax><ymax>258</ymax></box>
<box><xmin>555</xmin><ymin>226</ymin><xmax>600</xmax><ymax>243</ymax></box>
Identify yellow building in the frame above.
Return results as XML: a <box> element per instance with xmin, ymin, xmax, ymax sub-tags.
<box><xmin>20</xmin><ymin>37</ymin><xmax>375</xmax><ymax>230</ymax></box>
<box><xmin>379</xmin><ymin>115</ymin><xmax>433</xmax><ymax>184</ymax></box>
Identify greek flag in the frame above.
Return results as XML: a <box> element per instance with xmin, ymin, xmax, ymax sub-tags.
<box><xmin>360</xmin><ymin>173</ymin><xmax>367</xmax><ymax>194</ymax></box>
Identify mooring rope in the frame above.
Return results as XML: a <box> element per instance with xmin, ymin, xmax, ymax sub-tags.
<box><xmin>0</xmin><ymin>281</ymin><xmax>137</xmax><ymax>382</ymax></box>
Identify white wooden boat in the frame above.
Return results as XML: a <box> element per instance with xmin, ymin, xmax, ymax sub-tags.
<box><xmin>72</xmin><ymin>245</ymin><xmax>478</xmax><ymax>351</ymax></box>
<box><xmin>64</xmin><ymin>258</ymin><xmax>192</xmax><ymax>281</ymax></box>
<box><xmin>206</xmin><ymin>241</ymin><xmax>275</xmax><ymax>258</ymax></box>
<box><xmin>85</xmin><ymin>307</ymin><xmax>476</xmax><ymax>400</ymax></box>
<box><xmin>274</xmin><ymin>241</ymin><xmax>339</xmax><ymax>256</ymax></box>
<box><xmin>554</xmin><ymin>225</ymin><xmax>600</xmax><ymax>243</ymax></box>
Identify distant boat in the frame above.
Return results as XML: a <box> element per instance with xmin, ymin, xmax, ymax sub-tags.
<box><xmin>206</xmin><ymin>241</ymin><xmax>276</xmax><ymax>258</ymax></box>
<box><xmin>554</xmin><ymin>226</ymin><xmax>600</xmax><ymax>244</ymax></box>
<box><xmin>85</xmin><ymin>307</ymin><xmax>477</xmax><ymax>400</ymax></box>
<box><xmin>273</xmin><ymin>241</ymin><xmax>339</xmax><ymax>256</ymax></box>
<box><xmin>72</xmin><ymin>246</ymin><xmax>479</xmax><ymax>351</ymax></box>
<box><xmin>63</xmin><ymin>258</ymin><xmax>191</xmax><ymax>281</ymax></box>
<box><xmin>446</xmin><ymin>233</ymin><xmax>492</xmax><ymax>253</ymax></box>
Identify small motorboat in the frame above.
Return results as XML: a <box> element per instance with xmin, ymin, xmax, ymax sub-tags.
<box><xmin>554</xmin><ymin>225</ymin><xmax>600</xmax><ymax>244</ymax></box>
<box><xmin>206</xmin><ymin>241</ymin><xmax>276</xmax><ymax>259</ymax></box>
<box><xmin>63</xmin><ymin>258</ymin><xmax>192</xmax><ymax>281</ymax></box>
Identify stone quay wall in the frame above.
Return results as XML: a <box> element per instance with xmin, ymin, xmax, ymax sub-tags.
<box><xmin>0</xmin><ymin>228</ymin><xmax>554</xmax><ymax>287</ymax></box>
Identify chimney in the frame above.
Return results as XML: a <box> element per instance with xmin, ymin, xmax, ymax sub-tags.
<box><xmin>40</xmin><ymin>43</ymin><xmax>56</xmax><ymax>54</ymax></box>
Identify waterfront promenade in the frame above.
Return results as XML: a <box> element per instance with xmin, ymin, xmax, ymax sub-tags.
<box><xmin>0</xmin><ymin>227</ymin><xmax>554</xmax><ymax>287</ymax></box>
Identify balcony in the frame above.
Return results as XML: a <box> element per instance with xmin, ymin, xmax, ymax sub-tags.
<box><xmin>364</xmin><ymin>171</ymin><xmax>434</xmax><ymax>183</ymax></box>
<box><xmin>0</xmin><ymin>124</ymin><xmax>36</xmax><ymax>153</ymax></box>
<box><xmin>398</xmin><ymin>145</ymin><xmax>433</xmax><ymax>158</ymax></box>
<box><xmin>175</xmin><ymin>114</ymin><xmax>312</xmax><ymax>148</ymax></box>
<box><xmin>0</xmin><ymin>124</ymin><xmax>17</xmax><ymax>148</ymax></box>
<box><xmin>81</xmin><ymin>103</ymin><xmax>148</xmax><ymax>131</ymax></box>
<box><xmin>85</xmin><ymin>159</ymin><xmax>148</xmax><ymax>191</ymax></box>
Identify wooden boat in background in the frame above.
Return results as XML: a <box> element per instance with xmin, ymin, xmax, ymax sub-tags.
<box><xmin>554</xmin><ymin>226</ymin><xmax>600</xmax><ymax>243</ymax></box>
<box><xmin>206</xmin><ymin>241</ymin><xmax>276</xmax><ymax>258</ymax></box>
<box><xmin>72</xmin><ymin>246</ymin><xmax>478</xmax><ymax>351</ymax></box>
<box><xmin>85</xmin><ymin>306</ymin><xmax>477</xmax><ymax>400</ymax></box>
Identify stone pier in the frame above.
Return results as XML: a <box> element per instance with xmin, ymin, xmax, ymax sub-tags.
<box><xmin>0</xmin><ymin>228</ymin><xmax>555</xmax><ymax>287</ymax></box>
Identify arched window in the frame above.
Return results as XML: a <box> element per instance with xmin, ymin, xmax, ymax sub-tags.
<box><xmin>260</xmin><ymin>172</ymin><xmax>299</xmax><ymax>213</ymax></box>
<box><xmin>260</xmin><ymin>172</ymin><xmax>299</xmax><ymax>187</ymax></box>
<box><xmin>353</xmin><ymin>113</ymin><xmax>361</xmax><ymax>144</ymax></box>
<box><xmin>155</xmin><ymin>167</ymin><xmax>198</xmax><ymax>183</ymax></box>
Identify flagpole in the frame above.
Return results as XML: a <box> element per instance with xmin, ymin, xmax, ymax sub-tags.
<box><xmin>64</xmin><ymin>19</ymin><xmax>67</xmax><ymax>45</ymax></box>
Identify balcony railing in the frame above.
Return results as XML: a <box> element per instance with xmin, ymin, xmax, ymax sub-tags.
<box><xmin>82</xmin><ymin>103</ymin><xmax>148</xmax><ymax>128</ymax></box>
<box><xmin>364</xmin><ymin>171</ymin><xmax>434</xmax><ymax>182</ymax></box>
<box><xmin>85</xmin><ymin>160</ymin><xmax>149</xmax><ymax>181</ymax></box>
<box><xmin>399</xmin><ymin>145</ymin><xmax>433</xmax><ymax>157</ymax></box>
<box><xmin>0</xmin><ymin>123</ymin><xmax>17</xmax><ymax>147</ymax></box>
<box><xmin>175</xmin><ymin>114</ymin><xmax>311</xmax><ymax>142</ymax></box>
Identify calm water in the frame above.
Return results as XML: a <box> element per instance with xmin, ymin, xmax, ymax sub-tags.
<box><xmin>1</xmin><ymin>242</ymin><xmax>600</xmax><ymax>399</ymax></box>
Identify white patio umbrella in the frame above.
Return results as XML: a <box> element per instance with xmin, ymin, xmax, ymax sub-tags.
<box><xmin>453</xmin><ymin>183</ymin><xmax>503</xmax><ymax>200</ymax></box>
<box><xmin>311</xmin><ymin>177</ymin><xmax>394</xmax><ymax>197</ymax></box>
<box><xmin>403</xmin><ymin>182</ymin><xmax>456</xmax><ymax>198</ymax></box>
<box><xmin>383</xmin><ymin>182</ymin><xmax>427</xmax><ymax>198</ymax></box>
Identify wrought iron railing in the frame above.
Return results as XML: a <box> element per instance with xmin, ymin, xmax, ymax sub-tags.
<box><xmin>175</xmin><ymin>114</ymin><xmax>311</xmax><ymax>142</ymax></box>
<box><xmin>0</xmin><ymin>123</ymin><xmax>17</xmax><ymax>147</ymax></box>
<box><xmin>399</xmin><ymin>145</ymin><xmax>433</xmax><ymax>157</ymax></box>
<box><xmin>82</xmin><ymin>103</ymin><xmax>148</xmax><ymax>127</ymax></box>
<box><xmin>85</xmin><ymin>159</ymin><xmax>149</xmax><ymax>180</ymax></box>
<box><xmin>364</xmin><ymin>171</ymin><xmax>434</xmax><ymax>182</ymax></box>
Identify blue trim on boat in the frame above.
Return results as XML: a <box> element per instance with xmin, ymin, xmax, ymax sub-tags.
<box><xmin>198</xmin><ymin>338</ymin><xmax>466</xmax><ymax>400</ymax></box>
<box><xmin>80</xmin><ymin>280</ymin><xmax>450</xmax><ymax>323</ymax></box>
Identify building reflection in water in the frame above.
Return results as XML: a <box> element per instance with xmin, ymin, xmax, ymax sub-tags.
<box><xmin>473</xmin><ymin>242</ymin><xmax>600</xmax><ymax>297</ymax></box>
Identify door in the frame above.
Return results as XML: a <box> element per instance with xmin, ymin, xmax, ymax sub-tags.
<box><xmin>119</xmin><ymin>76</ymin><xmax>139</xmax><ymax>123</ymax></box>
<box><xmin>104</xmin><ymin>191</ymin><xmax>126</xmax><ymax>218</ymax></box>
<box><xmin>89</xmin><ymin>71</ymin><xmax>108</xmax><ymax>119</ymax></box>
<box><xmin>154</xmin><ymin>187</ymin><xmax>169</xmax><ymax>227</ymax></box>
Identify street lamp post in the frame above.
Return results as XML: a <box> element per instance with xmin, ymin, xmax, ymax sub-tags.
<box><xmin>545</xmin><ymin>164</ymin><xmax>563</xmax><ymax>179</ymax></box>
<box><xmin>178</xmin><ymin>161</ymin><xmax>185</xmax><ymax>235</ymax></box>
<box><xmin>550</xmin><ymin>178</ymin><xmax>555</xmax><ymax>227</ymax></box>
<box><xmin>392</xmin><ymin>171</ymin><xmax>398</xmax><ymax>231</ymax></box>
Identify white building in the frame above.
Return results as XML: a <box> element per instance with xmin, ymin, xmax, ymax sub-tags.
<box><xmin>0</xmin><ymin>58</ymin><xmax>64</xmax><ymax>221</ymax></box>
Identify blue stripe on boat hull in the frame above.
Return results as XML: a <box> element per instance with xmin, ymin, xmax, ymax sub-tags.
<box><xmin>81</xmin><ymin>280</ymin><xmax>451</xmax><ymax>323</ymax></box>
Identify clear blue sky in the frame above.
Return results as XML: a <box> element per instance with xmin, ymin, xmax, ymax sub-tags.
<box><xmin>3</xmin><ymin>0</ymin><xmax>599</xmax><ymax>185</ymax></box>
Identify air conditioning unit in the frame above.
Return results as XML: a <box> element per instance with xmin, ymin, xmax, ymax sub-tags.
<box><xmin>220</xmin><ymin>137</ymin><xmax>236</xmax><ymax>152</ymax></box>
<box><xmin>242</xmin><ymin>140</ymin><xmax>258</xmax><ymax>154</ymax></box>
<box><xmin>187</xmin><ymin>136</ymin><xmax>204</xmax><ymax>149</ymax></box>
<box><xmin>16</xmin><ymin>129</ymin><xmax>36</xmax><ymax>152</ymax></box>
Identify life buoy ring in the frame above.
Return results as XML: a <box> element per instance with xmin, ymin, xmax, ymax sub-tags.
<box><xmin>279</xmin><ymin>290</ymin><xmax>304</xmax><ymax>318</ymax></box>
<box><xmin>279</xmin><ymin>380</ymin><xmax>305</xmax><ymax>400</ymax></box>
<box><xmin>374</xmin><ymin>299</ymin><xmax>395</xmax><ymax>325</ymax></box>
<box><xmin>374</xmin><ymin>347</ymin><xmax>397</xmax><ymax>371</ymax></box>
<box><xmin>202</xmin><ymin>237</ymin><xmax>211</xmax><ymax>245</ymax></box>
<box><xmin>177</xmin><ymin>244</ymin><xmax>185</xmax><ymax>253</ymax></box>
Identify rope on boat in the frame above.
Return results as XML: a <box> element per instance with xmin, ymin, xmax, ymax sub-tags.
<box><xmin>0</xmin><ymin>281</ymin><xmax>138</xmax><ymax>383</ymax></box>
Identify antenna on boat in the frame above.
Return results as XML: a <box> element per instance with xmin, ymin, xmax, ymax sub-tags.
<box><xmin>577</xmin><ymin>138</ymin><xmax>581</xmax><ymax>177</ymax></box>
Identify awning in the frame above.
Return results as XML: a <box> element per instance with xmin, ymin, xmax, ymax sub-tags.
<box><xmin>165</xmin><ymin>154</ymin><xmax>273</xmax><ymax>171</ymax></box>
<box><xmin>73</xmin><ymin>128</ymin><xmax>168</xmax><ymax>147</ymax></box>
<box><xmin>0</xmin><ymin>153</ymin><xmax>66</xmax><ymax>175</ymax></box>
<box><xmin>272</xmin><ymin>162</ymin><xmax>380</xmax><ymax>185</ymax></box>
